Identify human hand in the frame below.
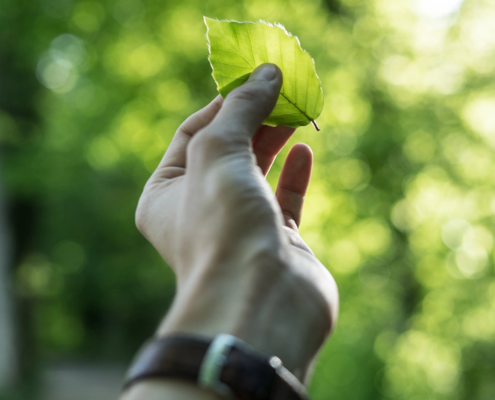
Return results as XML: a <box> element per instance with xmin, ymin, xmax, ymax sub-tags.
<box><xmin>135</xmin><ymin>64</ymin><xmax>338</xmax><ymax>381</ymax></box>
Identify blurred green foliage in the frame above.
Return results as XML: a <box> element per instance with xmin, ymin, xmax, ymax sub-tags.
<box><xmin>1</xmin><ymin>0</ymin><xmax>495</xmax><ymax>399</ymax></box>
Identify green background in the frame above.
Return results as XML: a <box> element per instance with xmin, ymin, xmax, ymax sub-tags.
<box><xmin>1</xmin><ymin>0</ymin><xmax>495</xmax><ymax>399</ymax></box>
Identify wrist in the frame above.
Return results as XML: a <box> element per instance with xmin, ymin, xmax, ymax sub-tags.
<box><xmin>122</xmin><ymin>332</ymin><xmax>311</xmax><ymax>400</ymax></box>
<box><xmin>122</xmin><ymin>379</ymin><xmax>222</xmax><ymax>400</ymax></box>
<box><xmin>158</xmin><ymin>251</ymin><xmax>330</xmax><ymax>381</ymax></box>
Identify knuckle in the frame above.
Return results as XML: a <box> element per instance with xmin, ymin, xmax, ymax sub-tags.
<box><xmin>177</xmin><ymin>121</ymin><xmax>195</xmax><ymax>137</ymax></box>
<box><xmin>189</xmin><ymin>129</ymin><xmax>225</xmax><ymax>154</ymax></box>
<box><xmin>189</xmin><ymin>128</ymin><xmax>247</xmax><ymax>159</ymax></box>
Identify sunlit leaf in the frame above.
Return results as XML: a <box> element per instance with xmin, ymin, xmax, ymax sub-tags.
<box><xmin>205</xmin><ymin>17</ymin><xmax>324</xmax><ymax>129</ymax></box>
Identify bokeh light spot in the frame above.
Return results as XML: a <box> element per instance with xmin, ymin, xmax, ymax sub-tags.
<box><xmin>113</xmin><ymin>0</ymin><xmax>145</xmax><ymax>27</ymax></box>
<box><xmin>36</xmin><ymin>56</ymin><xmax>74</xmax><ymax>90</ymax></box>
<box><xmin>52</xmin><ymin>241</ymin><xmax>86</xmax><ymax>273</ymax></box>
<box><xmin>441</xmin><ymin>218</ymin><xmax>473</xmax><ymax>250</ymax></box>
<box><xmin>463</xmin><ymin>95</ymin><xmax>495</xmax><ymax>146</ymax></box>
<box><xmin>328</xmin><ymin>240</ymin><xmax>361</xmax><ymax>274</ymax></box>
<box><xmin>403</xmin><ymin>130</ymin><xmax>436</xmax><ymax>163</ymax></box>
<box><xmin>415</xmin><ymin>0</ymin><xmax>465</xmax><ymax>19</ymax></box>
<box><xmin>86</xmin><ymin>136</ymin><xmax>120</xmax><ymax>169</ymax></box>
<box><xmin>157</xmin><ymin>80</ymin><xmax>190</xmax><ymax>112</ymax></box>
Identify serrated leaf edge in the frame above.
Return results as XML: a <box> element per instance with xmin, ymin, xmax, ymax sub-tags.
<box><xmin>204</xmin><ymin>16</ymin><xmax>324</xmax><ymax>127</ymax></box>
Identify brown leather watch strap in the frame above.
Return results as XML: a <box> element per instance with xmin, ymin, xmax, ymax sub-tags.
<box><xmin>123</xmin><ymin>334</ymin><xmax>310</xmax><ymax>400</ymax></box>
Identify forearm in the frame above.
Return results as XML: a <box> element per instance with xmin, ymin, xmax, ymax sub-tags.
<box><xmin>121</xmin><ymin>379</ymin><xmax>222</xmax><ymax>400</ymax></box>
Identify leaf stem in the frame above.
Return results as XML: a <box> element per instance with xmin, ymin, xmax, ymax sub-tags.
<box><xmin>280</xmin><ymin>93</ymin><xmax>314</xmax><ymax>126</ymax></box>
<box><xmin>311</xmin><ymin>120</ymin><xmax>320</xmax><ymax>131</ymax></box>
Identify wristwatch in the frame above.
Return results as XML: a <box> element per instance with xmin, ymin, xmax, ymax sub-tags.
<box><xmin>123</xmin><ymin>333</ymin><xmax>310</xmax><ymax>400</ymax></box>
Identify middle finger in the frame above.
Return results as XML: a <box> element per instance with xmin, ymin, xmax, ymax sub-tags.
<box><xmin>252</xmin><ymin>125</ymin><xmax>296</xmax><ymax>176</ymax></box>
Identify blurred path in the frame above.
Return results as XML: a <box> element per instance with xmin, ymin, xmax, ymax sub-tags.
<box><xmin>41</xmin><ymin>363</ymin><xmax>127</xmax><ymax>400</ymax></box>
<box><xmin>0</xmin><ymin>168</ymin><xmax>18</xmax><ymax>389</ymax></box>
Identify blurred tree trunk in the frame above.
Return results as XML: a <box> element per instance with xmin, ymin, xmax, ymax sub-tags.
<box><xmin>0</xmin><ymin>4</ymin><xmax>46</xmax><ymax>395</ymax></box>
<box><xmin>0</xmin><ymin>167</ymin><xmax>18</xmax><ymax>390</ymax></box>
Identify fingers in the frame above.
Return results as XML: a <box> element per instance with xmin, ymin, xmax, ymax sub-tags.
<box><xmin>252</xmin><ymin>125</ymin><xmax>296</xmax><ymax>176</ymax></box>
<box><xmin>156</xmin><ymin>95</ymin><xmax>223</xmax><ymax>173</ymax></box>
<box><xmin>190</xmin><ymin>64</ymin><xmax>283</xmax><ymax>164</ymax></box>
<box><xmin>276</xmin><ymin>143</ymin><xmax>313</xmax><ymax>228</ymax></box>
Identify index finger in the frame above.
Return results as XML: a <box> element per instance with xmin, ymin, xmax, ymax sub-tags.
<box><xmin>154</xmin><ymin>95</ymin><xmax>223</xmax><ymax>178</ymax></box>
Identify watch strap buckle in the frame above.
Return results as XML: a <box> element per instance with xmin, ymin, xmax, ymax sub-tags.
<box><xmin>198</xmin><ymin>333</ymin><xmax>237</xmax><ymax>398</ymax></box>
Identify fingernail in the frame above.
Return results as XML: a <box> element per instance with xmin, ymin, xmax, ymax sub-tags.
<box><xmin>251</xmin><ymin>63</ymin><xmax>278</xmax><ymax>81</ymax></box>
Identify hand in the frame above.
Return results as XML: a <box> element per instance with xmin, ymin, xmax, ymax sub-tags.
<box><xmin>135</xmin><ymin>64</ymin><xmax>338</xmax><ymax>381</ymax></box>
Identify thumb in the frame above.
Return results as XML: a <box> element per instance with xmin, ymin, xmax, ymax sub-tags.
<box><xmin>192</xmin><ymin>64</ymin><xmax>282</xmax><ymax>157</ymax></box>
<box><xmin>215</xmin><ymin>63</ymin><xmax>282</xmax><ymax>136</ymax></box>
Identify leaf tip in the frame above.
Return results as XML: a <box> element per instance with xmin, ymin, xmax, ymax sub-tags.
<box><xmin>311</xmin><ymin>120</ymin><xmax>321</xmax><ymax>131</ymax></box>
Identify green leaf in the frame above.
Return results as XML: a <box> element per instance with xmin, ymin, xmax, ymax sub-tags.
<box><xmin>205</xmin><ymin>17</ymin><xmax>324</xmax><ymax>130</ymax></box>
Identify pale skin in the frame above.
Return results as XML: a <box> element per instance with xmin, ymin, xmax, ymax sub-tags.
<box><xmin>121</xmin><ymin>64</ymin><xmax>339</xmax><ymax>400</ymax></box>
